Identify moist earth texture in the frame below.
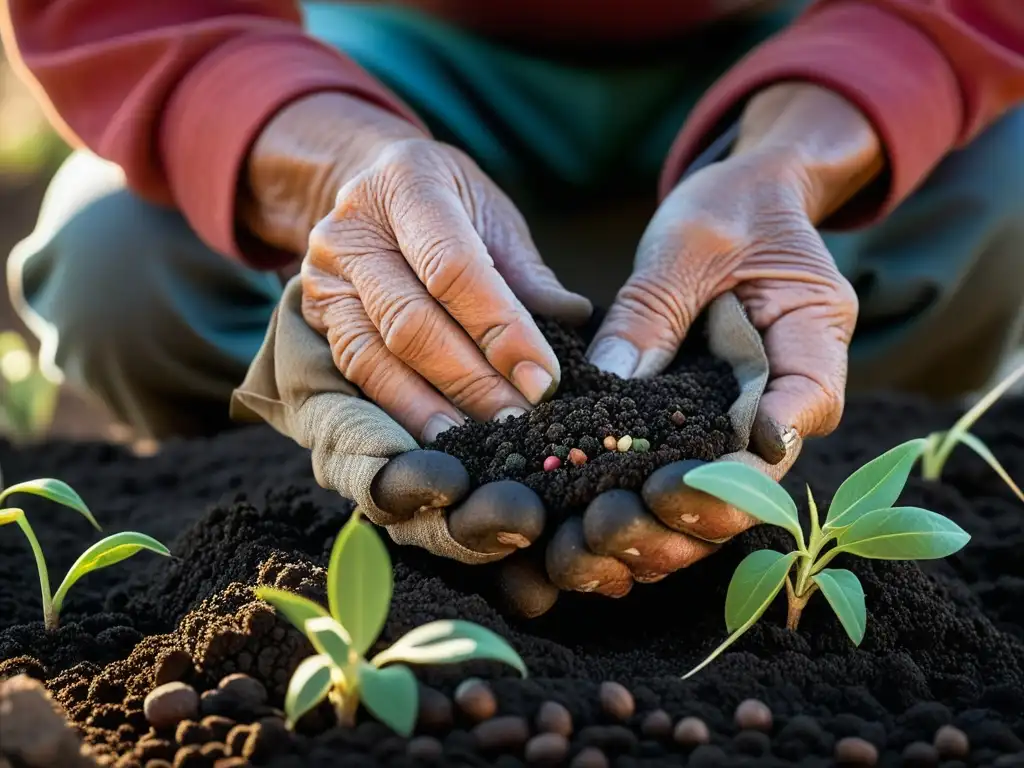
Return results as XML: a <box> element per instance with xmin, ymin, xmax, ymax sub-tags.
<box><xmin>1</xmin><ymin>394</ymin><xmax>1024</xmax><ymax>767</ymax></box>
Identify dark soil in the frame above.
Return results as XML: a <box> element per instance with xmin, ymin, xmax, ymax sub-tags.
<box><xmin>432</xmin><ymin>317</ymin><xmax>740</xmax><ymax>516</ymax></box>
<box><xmin>2</xmin><ymin>394</ymin><xmax>1024</xmax><ymax>766</ymax></box>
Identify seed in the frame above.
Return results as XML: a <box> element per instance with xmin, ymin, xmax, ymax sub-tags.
<box><xmin>406</xmin><ymin>735</ymin><xmax>443</xmax><ymax>759</ymax></box>
<box><xmin>734</xmin><ymin>699</ymin><xmax>772</xmax><ymax>732</ymax></box>
<box><xmin>568</xmin><ymin>448</ymin><xmax>588</xmax><ymax>466</ymax></box>
<box><xmin>535</xmin><ymin>700</ymin><xmax>573</xmax><ymax>737</ymax></box>
<box><xmin>902</xmin><ymin>741</ymin><xmax>939</xmax><ymax>767</ymax></box>
<box><xmin>835</xmin><ymin>736</ymin><xmax>879</xmax><ymax>765</ymax></box>
<box><xmin>616</xmin><ymin>435</ymin><xmax>633</xmax><ymax>453</ymax></box>
<box><xmin>670</xmin><ymin>410</ymin><xmax>686</xmax><ymax>426</ymax></box>
<box><xmin>525</xmin><ymin>732</ymin><xmax>569</xmax><ymax>764</ymax></box>
<box><xmin>673</xmin><ymin>716</ymin><xmax>710</xmax><ymax>747</ymax></box>
<box><xmin>543</xmin><ymin>456</ymin><xmax>562</xmax><ymax>472</ymax></box>
<box><xmin>454</xmin><ymin>678</ymin><xmax>497</xmax><ymax>722</ymax></box>
<box><xmin>217</xmin><ymin>673</ymin><xmax>267</xmax><ymax>709</ymax></box>
<box><xmin>417</xmin><ymin>685</ymin><xmax>453</xmax><ymax>731</ymax></box>
<box><xmin>632</xmin><ymin>438</ymin><xmax>651</xmax><ymax>453</ymax></box>
<box><xmin>144</xmin><ymin>682</ymin><xmax>199</xmax><ymax>731</ymax></box>
<box><xmin>640</xmin><ymin>709</ymin><xmax>672</xmax><ymax>739</ymax></box>
<box><xmin>473</xmin><ymin>715</ymin><xmax>530</xmax><ymax>752</ymax></box>
<box><xmin>570</xmin><ymin>746</ymin><xmax>609</xmax><ymax>768</ymax></box>
<box><xmin>598</xmin><ymin>681</ymin><xmax>634</xmax><ymax>722</ymax></box>
<box><xmin>603</xmin><ymin>435</ymin><xmax>618</xmax><ymax>451</ymax></box>
<box><xmin>934</xmin><ymin>725</ymin><xmax>969</xmax><ymax>759</ymax></box>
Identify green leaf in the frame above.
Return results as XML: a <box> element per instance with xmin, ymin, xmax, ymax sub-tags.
<box><xmin>683</xmin><ymin>463</ymin><xmax>804</xmax><ymax>548</ymax></box>
<box><xmin>284</xmin><ymin>654</ymin><xmax>334</xmax><ymax>729</ymax></box>
<box><xmin>358</xmin><ymin>661</ymin><xmax>418</xmax><ymax>736</ymax></box>
<box><xmin>255</xmin><ymin>587</ymin><xmax>330</xmax><ymax>635</ymax></box>
<box><xmin>372</xmin><ymin>620</ymin><xmax>527</xmax><ymax>676</ymax></box>
<box><xmin>956</xmin><ymin>432</ymin><xmax>1024</xmax><ymax>503</ymax></box>
<box><xmin>0</xmin><ymin>479</ymin><xmax>99</xmax><ymax>530</ymax></box>
<box><xmin>328</xmin><ymin>515</ymin><xmax>392</xmax><ymax>656</ymax></box>
<box><xmin>812</xmin><ymin>568</ymin><xmax>866</xmax><ymax>646</ymax></box>
<box><xmin>825</xmin><ymin>439</ymin><xmax>929</xmax><ymax>530</ymax></box>
<box><xmin>52</xmin><ymin>532</ymin><xmax>169</xmax><ymax>613</ymax></box>
<box><xmin>305</xmin><ymin>616</ymin><xmax>356</xmax><ymax>669</ymax></box>
<box><xmin>837</xmin><ymin>507</ymin><xmax>970</xmax><ymax>560</ymax></box>
<box><xmin>724</xmin><ymin>550</ymin><xmax>799</xmax><ymax>633</ymax></box>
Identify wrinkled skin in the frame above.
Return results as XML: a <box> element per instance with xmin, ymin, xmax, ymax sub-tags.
<box><xmin>244</xmin><ymin>83</ymin><xmax>881</xmax><ymax>615</ymax></box>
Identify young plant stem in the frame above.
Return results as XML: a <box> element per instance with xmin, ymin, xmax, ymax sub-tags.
<box><xmin>332</xmin><ymin>688</ymin><xmax>359</xmax><ymax>727</ymax></box>
<box><xmin>13</xmin><ymin>514</ymin><xmax>55</xmax><ymax>630</ymax></box>
<box><xmin>783</xmin><ymin>489</ymin><xmax>831</xmax><ymax>631</ymax></box>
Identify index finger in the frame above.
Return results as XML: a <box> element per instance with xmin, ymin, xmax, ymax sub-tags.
<box><xmin>388</xmin><ymin>181</ymin><xmax>561</xmax><ymax>406</ymax></box>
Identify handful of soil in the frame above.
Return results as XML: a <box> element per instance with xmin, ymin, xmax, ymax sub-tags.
<box><xmin>432</xmin><ymin>317</ymin><xmax>741</xmax><ymax>518</ymax></box>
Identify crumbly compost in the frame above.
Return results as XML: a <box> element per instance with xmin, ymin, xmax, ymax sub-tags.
<box><xmin>432</xmin><ymin>317</ymin><xmax>741</xmax><ymax>515</ymax></box>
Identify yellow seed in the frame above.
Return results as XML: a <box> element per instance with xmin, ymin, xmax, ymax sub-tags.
<box><xmin>617</xmin><ymin>435</ymin><xmax>633</xmax><ymax>453</ymax></box>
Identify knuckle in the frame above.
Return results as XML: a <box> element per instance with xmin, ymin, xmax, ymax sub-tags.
<box><xmin>615</xmin><ymin>274</ymin><xmax>693</xmax><ymax>340</ymax></box>
<box><xmin>447</xmin><ymin>368</ymin><xmax>508</xmax><ymax>409</ymax></box>
<box><xmin>378</xmin><ymin>295</ymin><xmax>440</xmax><ymax>362</ymax></box>
<box><xmin>417</xmin><ymin>236</ymin><xmax>475</xmax><ymax>298</ymax></box>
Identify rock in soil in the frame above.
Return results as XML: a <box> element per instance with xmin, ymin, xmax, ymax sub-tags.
<box><xmin>0</xmin><ymin>674</ymin><xmax>97</xmax><ymax>767</ymax></box>
<box><xmin>2</xmin><ymin>394</ymin><xmax>1024</xmax><ymax>765</ymax></box>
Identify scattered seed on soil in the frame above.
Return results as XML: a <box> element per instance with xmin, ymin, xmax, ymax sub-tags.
<box><xmin>473</xmin><ymin>715</ymin><xmax>530</xmax><ymax>752</ymax></box>
<box><xmin>535</xmin><ymin>701</ymin><xmax>573</xmax><ymax>737</ymax></box>
<box><xmin>640</xmin><ymin>709</ymin><xmax>672</xmax><ymax>739</ymax></box>
<box><xmin>568</xmin><ymin>448</ymin><xmax>588</xmax><ymax>466</ymax></box>
<box><xmin>543</xmin><ymin>456</ymin><xmax>562</xmax><ymax>472</ymax></box>
<box><xmin>673</xmin><ymin>716</ymin><xmax>710</xmax><ymax>747</ymax></box>
<box><xmin>670</xmin><ymin>410</ymin><xmax>686</xmax><ymax>425</ymax></box>
<box><xmin>525</xmin><ymin>732</ymin><xmax>569</xmax><ymax>764</ymax></box>
<box><xmin>406</xmin><ymin>735</ymin><xmax>444</xmax><ymax>759</ymax></box>
<box><xmin>570</xmin><ymin>745</ymin><xmax>609</xmax><ymax>768</ymax></box>
<box><xmin>632</xmin><ymin>438</ymin><xmax>651</xmax><ymax>453</ymax></box>
<box><xmin>454</xmin><ymin>678</ymin><xmax>497</xmax><ymax>722</ymax></box>
<box><xmin>417</xmin><ymin>685</ymin><xmax>453</xmax><ymax>732</ymax></box>
<box><xmin>903</xmin><ymin>740</ymin><xmax>940</xmax><ymax>766</ymax></box>
<box><xmin>598</xmin><ymin>681</ymin><xmax>634</xmax><ymax>722</ymax></box>
<box><xmin>602</xmin><ymin>436</ymin><xmax>618</xmax><ymax>452</ymax></box>
<box><xmin>616</xmin><ymin>435</ymin><xmax>633</xmax><ymax>453</ymax></box>
<box><xmin>144</xmin><ymin>683</ymin><xmax>198</xmax><ymax>731</ymax></box>
<box><xmin>835</xmin><ymin>736</ymin><xmax>880</xmax><ymax>765</ymax></box>
<box><xmin>735</xmin><ymin>729</ymin><xmax>771</xmax><ymax>755</ymax></box>
<box><xmin>934</xmin><ymin>724</ymin><xmax>970</xmax><ymax>759</ymax></box>
<box><xmin>734</xmin><ymin>698</ymin><xmax>772</xmax><ymax>732</ymax></box>
<box><xmin>216</xmin><ymin>673</ymin><xmax>266</xmax><ymax>709</ymax></box>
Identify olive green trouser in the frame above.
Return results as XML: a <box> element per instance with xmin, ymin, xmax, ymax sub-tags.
<box><xmin>8</xmin><ymin>3</ymin><xmax>1024</xmax><ymax>438</ymax></box>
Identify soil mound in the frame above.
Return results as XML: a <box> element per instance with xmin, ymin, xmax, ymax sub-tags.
<box><xmin>2</xmin><ymin>394</ymin><xmax>1024</xmax><ymax>766</ymax></box>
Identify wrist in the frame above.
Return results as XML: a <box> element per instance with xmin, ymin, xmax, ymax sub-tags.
<box><xmin>730</xmin><ymin>83</ymin><xmax>884</xmax><ymax>224</ymax></box>
<box><xmin>240</xmin><ymin>92</ymin><xmax>426</xmax><ymax>255</ymax></box>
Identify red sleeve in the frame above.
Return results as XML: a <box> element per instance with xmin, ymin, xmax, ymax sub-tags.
<box><xmin>0</xmin><ymin>1</ymin><xmax>425</xmax><ymax>265</ymax></box>
<box><xmin>659</xmin><ymin>0</ymin><xmax>1024</xmax><ymax>227</ymax></box>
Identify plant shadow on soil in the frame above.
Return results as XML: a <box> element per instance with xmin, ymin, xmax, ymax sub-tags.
<box><xmin>2</xmin><ymin>391</ymin><xmax>1024</xmax><ymax>766</ymax></box>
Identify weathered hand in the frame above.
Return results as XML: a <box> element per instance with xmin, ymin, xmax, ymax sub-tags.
<box><xmin>245</xmin><ymin>93</ymin><xmax>591</xmax><ymax>446</ymax></box>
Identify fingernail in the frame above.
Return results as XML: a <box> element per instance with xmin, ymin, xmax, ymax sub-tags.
<box><xmin>423</xmin><ymin>413</ymin><xmax>461</xmax><ymax>444</ymax></box>
<box><xmin>588</xmin><ymin>337</ymin><xmax>639</xmax><ymax>378</ymax></box>
<box><xmin>493</xmin><ymin>406</ymin><xmax>527</xmax><ymax>423</ymax></box>
<box><xmin>511</xmin><ymin>361</ymin><xmax>555</xmax><ymax>404</ymax></box>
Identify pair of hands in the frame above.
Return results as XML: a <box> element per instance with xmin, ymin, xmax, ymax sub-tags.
<box><xmin>242</xmin><ymin>83</ymin><xmax>880</xmax><ymax>612</ymax></box>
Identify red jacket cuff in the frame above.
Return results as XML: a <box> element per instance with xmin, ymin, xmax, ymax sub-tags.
<box><xmin>659</xmin><ymin>1</ymin><xmax>964</xmax><ymax>228</ymax></box>
<box><xmin>161</xmin><ymin>33</ymin><xmax>427</xmax><ymax>268</ymax></box>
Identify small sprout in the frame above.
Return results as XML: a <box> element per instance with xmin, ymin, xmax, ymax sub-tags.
<box><xmin>680</xmin><ymin>439</ymin><xmax>970</xmax><ymax>679</ymax></box>
<box><xmin>603</xmin><ymin>435</ymin><xmax>618</xmax><ymax>452</ymax></box>
<box><xmin>632</xmin><ymin>438</ymin><xmax>651</xmax><ymax>454</ymax></box>
<box><xmin>616</xmin><ymin>435</ymin><xmax>633</xmax><ymax>453</ymax></box>
<box><xmin>256</xmin><ymin>511</ymin><xmax>527</xmax><ymax>735</ymax></box>
<box><xmin>568</xmin><ymin>448</ymin><xmax>588</xmax><ymax>466</ymax></box>
<box><xmin>0</xmin><ymin>478</ymin><xmax>170</xmax><ymax>630</ymax></box>
<box><xmin>919</xmin><ymin>362</ymin><xmax>1024</xmax><ymax>502</ymax></box>
<box><xmin>543</xmin><ymin>456</ymin><xmax>562</xmax><ymax>472</ymax></box>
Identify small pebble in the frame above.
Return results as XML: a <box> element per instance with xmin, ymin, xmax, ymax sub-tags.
<box><xmin>570</xmin><ymin>746</ymin><xmax>609</xmax><ymax>768</ymax></box>
<box><xmin>454</xmin><ymin>678</ymin><xmax>497</xmax><ymax>722</ymax></box>
<box><xmin>670</xmin><ymin>410</ymin><xmax>687</xmax><ymax>426</ymax></box>
<box><xmin>568</xmin><ymin>448</ymin><xmax>588</xmax><ymax>466</ymax></box>
<box><xmin>603</xmin><ymin>436</ymin><xmax>618</xmax><ymax>451</ymax></box>
<box><xmin>153</xmin><ymin>649</ymin><xmax>193</xmax><ymax>686</ymax></box>
<box><xmin>504</xmin><ymin>453</ymin><xmax>527</xmax><ymax>472</ymax></box>
<box><xmin>835</xmin><ymin>736</ymin><xmax>879</xmax><ymax>766</ymax></box>
<box><xmin>525</xmin><ymin>732</ymin><xmax>569</xmax><ymax>765</ymax></box>
<box><xmin>218</xmin><ymin>674</ymin><xmax>267</xmax><ymax>709</ymax></box>
<box><xmin>417</xmin><ymin>685</ymin><xmax>454</xmax><ymax>732</ymax></box>
<box><xmin>598</xmin><ymin>681</ymin><xmax>634</xmax><ymax>722</ymax></box>
<box><xmin>616</xmin><ymin>435</ymin><xmax>633</xmax><ymax>453</ymax></box>
<box><xmin>543</xmin><ymin>456</ymin><xmax>562</xmax><ymax>472</ymax></box>
<box><xmin>631</xmin><ymin>438</ymin><xmax>651</xmax><ymax>453</ymax></box>
<box><xmin>144</xmin><ymin>682</ymin><xmax>199</xmax><ymax>730</ymax></box>
<box><xmin>406</xmin><ymin>735</ymin><xmax>444</xmax><ymax>759</ymax></box>
<box><xmin>734</xmin><ymin>699</ymin><xmax>772</xmax><ymax>732</ymax></box>
<box><xmin>535</xmin><ymin>701</ymin><xmax>573</xmax><ymax>737</ymax></box>
<box><xmin>674</xmin><ymin>716</ymin><xmax>710</xmax><ymax>747</ymax></box>
<box><xmin>473</xmin><ymin>715</ymin><xmax>530</xmax><ymax>752</ymax></box>
<box><xmin>640</xmin><ymin>710</ymin><xmax>672</xmax><ymax>739</ymax></box>
<box><xmin>902</xmin><ymin>741</ymin><xmax>939</xmax><ymax>767</ymax></box>
<box><xmin>934</xmin><ymin>725</ymin><xmax>970</xmax><ymax>759</ymax></box>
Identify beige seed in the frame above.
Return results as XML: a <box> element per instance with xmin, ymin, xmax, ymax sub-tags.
<box><xmin>616</xmin><ymin>435</ymin><xmax>633</xmax><ymax>453</ymax></box>
<box><xmin>603</xmin><ymin>435</ymin><xmax>618</xmax><ymax>451</ymax></box>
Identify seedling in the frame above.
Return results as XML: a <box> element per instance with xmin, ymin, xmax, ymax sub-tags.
<box><xmin>919</xmin><ymin>361</ymin><xmax>1024</xmax><ymax>502</ymax></box>
<box><xmin>680</xmin><ymin>439</ymin><xmax>970</xmax><ymax>679</ymax></box>
<box><xmin>0</xmin><ymin>477</ymin><xmax>170</xmax><ymax>630</ymax></box>
<box><xmin>256</xmin><ymin>510</ymin><xmax>527</xmax><ymax>735</ymax></box>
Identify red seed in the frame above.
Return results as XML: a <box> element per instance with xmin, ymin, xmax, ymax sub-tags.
<box><xmin>568</xmin><ymin>449</ymin><xmax>588</xmax><ymax>466</ymax></box>
<box><xmin>543</xmin><ymin>456</ymin><xmax>562</xmax><ymax>472</ymax></box>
